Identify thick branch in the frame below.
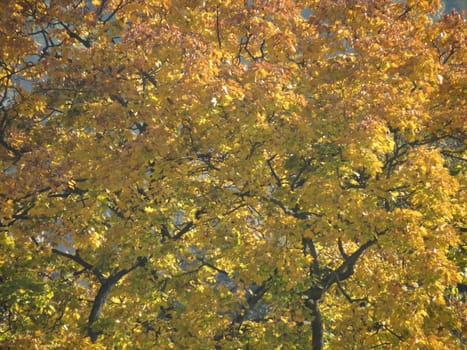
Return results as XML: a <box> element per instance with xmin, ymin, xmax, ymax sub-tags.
<box><xmin>303</xmin><ymin>236</ymin><xmax>320</xmax><ymax>276</ymax></box>
<box><xmin>172</xmin><ymin>221</ymin><xmax>194</xmax><ymax>240</ymax></box>
<box><xmin>304</xmin><ymin>235</ymin><xmax>383</xmax><ymax>301</ymax></box>
<box><xmin>231</xmin><ymin>276</ymin><xmax>271</xmax><ymax>327</ymax></box>
<box><xmin>302</xmin><ymin>236</ymin><xmax>380</xmax><ymax>350</ymax></box>
<box><xmin>161</xmin><ymin>221</ymin><xmax>195</xmax><ymax>241</ymax></box>
<box><xmin>52</xmin><ymin>248</ymin><xmax>147</xmax><ymax>342</ymax></box>
<box><xmin>334</xmin><ymin>238</ymin><xmax>377</xmax><ymax>282</ymax></box>
<box><xmin>215</xmin><ymin>273</ymin><xmax>275</xmax><ymax>344</ymax></box>
<box><xmin>0</xmin><ymin>137</ymin><xmax>22</xmax><ymax>158</ymax></box>
<box><xmin>441</xmin><ymin>150</ymin><xmax>467</xmax><ymax>162</ymax></box>
<box><xmin>88</xmin><ymin>257</ymin><xmax>147</xmax><ymax>342</ymax></box>
<box><xmin>337</xmin><ymin>238</ymin><xmax>348</xmax><ymax>259</ymax></box>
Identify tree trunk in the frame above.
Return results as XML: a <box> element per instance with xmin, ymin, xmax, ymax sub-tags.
<box><xmin>307</xmin><ymin>299</ymin><xmax>323</xmax><ymax>350</ymax></box>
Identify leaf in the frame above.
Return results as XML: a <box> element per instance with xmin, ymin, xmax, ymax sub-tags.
<box><xmin>0</xmin><ymin>0</ymin><xmax>465</xmax><ymax>349</ymax></box>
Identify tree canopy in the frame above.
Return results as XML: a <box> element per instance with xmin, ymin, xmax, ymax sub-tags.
<box><xmin>1</xmin><ymin>0</ymin><xmax>466</xmax><ymax>349</ymax></box>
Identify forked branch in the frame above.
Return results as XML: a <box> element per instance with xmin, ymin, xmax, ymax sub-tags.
<box><xmin>52</xmin><ymin>248</ymin><xmax>148</xmax><ymax>342</ymax></box>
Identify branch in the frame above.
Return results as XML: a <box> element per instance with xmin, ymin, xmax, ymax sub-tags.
<box><xmin>335</xmin><ymin>274</ymin><xmax>367</xmax><ymax>305</ymax></box>
<box><xmin>332</xmin><ymin>230</ymin><xmax>387</xmax><ymax>285</ymax></box>
<box><xmin>441</xmin><ymin>45</ymin><xmax>458</xmax><ymax>65</ymax></box>
<box><xmin>245</xmin><ymin>141</ymin><xmax>263</xmax><ymax>160</ymax></box>
<box><xmin>303</xmin><ymin>236</ymin><xmax>320</xmax><ymax>276</ymax></box>
<box><xmin>266</xmin><ymin>155</ymin><xmax>282</xmax><ymax>187</ymax></box>
<box><xmin>53</xmin><ymin>248</ymin><xmax>149</xmax><ymax>341</ymax></box>
<box><xmin>441</xmin><ymin>150</ymin><xmax>467</xmax><ymax>162</ymax></box>
<box><xmin>110</xmin><ymin>94</ymin><xmax>128</xmax><ymax>107</ymax></box>
<box><xmin>334</xmin><ymin>238</ymin><xmax>377</xmax><ymax>282</ymax></box>
<box><xmin>59</xmin><ymin>21</ymin><xmax>91</xmax><ymax>48</ymax></box>
<box><xmin>216</xmin><ymin>272</ymin><xmax>276</xmax><ymax>342</ymax></box>
<box><xmin>232</xmin><ymin>274</ymin><xmax>274</xmax><ymax>326</ymax></box>
<box><xmin>139</xmin><ymin>69</ymin><xmax>157</xmax><ymax>87</ymax></box>
<box><xmin>99</xmin><ymin>0</ymin><xmax>124</xmax><ymax>23</ymax></box>
<box><xmin>88</xmin><ymin>256</ymin><xmax>147</xmax><ymax>342</ymax></box>
<box><xmin>0</xmin><ymin>137</ymin><xmax>23</xmax><ymax>158</ymax></box>
<box><xmin>172</xmin><ymin>221</ymin><xmax>194</xmax><ymax>240</ymax></box>
<box><xmin>197</xmin><ymin>258</ymin><xmax>229</xmax><ymax>276</ymax></box>
<box><xmin>398</xmin><ymin>6</ymin><xmax>412</xmax><ymax>19</ymax></box>
<box><xmin>384</xmin><ymin>325</ymin><xmax>404</xmax><ymax>341</ymax></box>
<box><xmin>216</xmin><ymin>5</ymin><xmax>222</xmax><ymax>49</ymax></box>
<box><xmin>262</xmin><ymin>196</ymin><xmax>321</xmax><ymax>220</ymax></box>
<box><xmin>94</xmin><ymin>0</ymin><xmax>108</xmax><ymax>17</ymax></box>
<box><xmin>52</xmin><ymin>248</ymin><xmax>104</xmax><ymax>282</ymax></box>
<box><xmin>291</xmin><ymin>165</ymin><xmax>308</xmax><ymax>190</ymax></box>
<box><xmin>337</xmin><ymin>238</ymin><xmax>348</xmax><ymax>259</ymax></box>
<box><xmin>160</xmin><ymin>221</ymin><xmax>195</xmax><ymax>241</ymax></box>
<box><xmin>304</xmin><ymin>232</ymin><xmax>386</xmax><ymax>301</ymax></box>
<box><xmin>161</xmin><ymin>224</ymin><xmax>171</xmax><ymax>240</ymax></box>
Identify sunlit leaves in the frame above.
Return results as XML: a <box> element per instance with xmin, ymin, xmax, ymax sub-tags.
<box><xmin>0</xmin><ymin>0</ymin><xmax>465</xmax><ymax>349</ymax></box>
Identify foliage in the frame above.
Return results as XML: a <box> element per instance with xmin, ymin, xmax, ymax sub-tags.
<box><xmin>1</xmin><ymin>0</ymin><xmax>466</xmax><ymax>349</ymax></box>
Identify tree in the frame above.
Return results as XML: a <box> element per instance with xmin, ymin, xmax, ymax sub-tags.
<box><xmin>1</xmin><ymin>0</ymin><xmax>465</xmax><ymax>349</ymax></box>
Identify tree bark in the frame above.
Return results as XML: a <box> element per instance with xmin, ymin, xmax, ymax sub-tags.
<box><xmin>301</xmin><ymin>236</ymin><xmax>384</xmax><ymax>349</ymax></box>
<box><xmin>51</xmin><ymin>249</ymin><xmax>148</xmax><ymax>343</ymax></box>
<box><xmin>88</xmin><ymin>278</ymin><xmax>115</xmax><ymax>342</ymax></box>
<box><xmin>307</xmin><ymin>299</ymin><xmax>323</xmax><ymax>350</ymax></box>
<box><xmin>87</xmin><ymin>257</ymin><xmax>147</xmax><ymax>342</ymax></box>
